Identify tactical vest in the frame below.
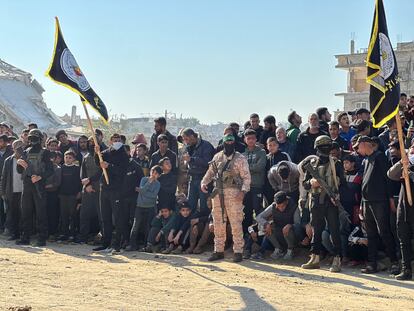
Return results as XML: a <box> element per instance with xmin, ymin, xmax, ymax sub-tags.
<box><xmin>310</xmin><ymin>157</ymin><xmax>339</xmax><ymax>204</ymax></box>
<box><xmin>216</xmin><ymin>154</ymin><xmax>242</xmax><ymax>189</ymax></box>
<box><xmin>84</xmin><ymin>153</ymin><xmax>100</xmax><ymax>180</ymax></box>
<box><xmin>26</xmin><ymin>149</ymin><xmax>45</xmax><ymax>176</ymax></box>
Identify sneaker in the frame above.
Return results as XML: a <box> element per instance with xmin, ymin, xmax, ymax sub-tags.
<box><xmin>251</xmin><ymin>252</ymin><xmax>265</xmax><ymax>260</ymax></box>
<box><xmin>125</xmin><ymin>245</ymin><xmax>138</xmax><ymax>252</ymax></box>
<box><xmin>57</xmin><ymin>235</ymin><xmax>69</xmax><ymax>242</ymax></box>
<box><xmin>395</xmin><ymin>269</ymin><xmax>412</xmax><ymax>281</ymax></box>
<box><xmin>301</xmin><ymin>254</ymin><xmax>320</xmax><ymax>269</ymax></box>
<box><xmin>171</xmin><ymin>245</ymin><xmax>183</xmax><ymax>254</ymax></box>
<box><xmin>243</xmin><ymin>250</ymin><xmax>251</xmax><ymax>260</ymax></box>
<box><xmin>329</xmin><ymin>256</ymin><xmax>341</xmax><ymax>273</ymax></box>
<box><xmin>73</xmin><ymin>237</ymin><xmax>86</xmax><ymax>244</ymax></box>
<box><xmin>152</xmin><ymin>245</ymin><xmax>161</xmax><ymax>253</ymax></box>
<box><xmin>111</xmin><ymin>249</ymin><xmax>121</xmax><ymax>255</ymax></box>
<box><xmin>162</xmin><ymin>244</ymin><xmax>175</xmax><ymax>254</ymax></box>
<box><xmin>390</xmin><ymin>262</ymin><xmax>400</xmax><ymax>275</ymax></box>
<box><xmin>16</xmin><ymin>239</ymin><xmax>30</xmax><ymax>246</ymax></box>
<box><xmin>7</xmin><ymin>235</ymin><xmax>19</xmax><ymax>241</ymax></box>
<box><xmin>93</xmin><ymin>245</ymin><xmax>109</xmax><ymax>252</ymax></box>
<box><xmin>361</xmin><ymin>264</ymin><xmax>378</xmax><ymax>274</ymax></box>
<box><xmin>104</xmin><ymin>247</ymin><xmax>114</xmax><ymax>253</ymax></box>
<box><xmin>208</xmin><ymin>252</ymin><xmax>224</xmax><ymax>262</ymax></box>
<box><xmin>34</xmin><ymin>240</ymin><xmax>46</xmax><ymax>247</ymax></box>
<box><xmin>193</xmin><ymin>246</ymin><xmax>203</xmax><ymax>254</ymax></box>
<box><xmin>271</xmin><ymin>249</ymin><xmax>286</xmax><ymax>260</ymax></box>
<box><xmin>139</xmin><ymin>246</ymin><xmax>153</xmax><ymax>253</ymax></box>
<box><xmin>282</xmin><ymin>249</ymin><xmax>293</xmax><ymax>261</ymax></box>
<box><xmin>47</xmin><ymin>235</ymin><xmax>57</xmax><ymax>242</ymax></box>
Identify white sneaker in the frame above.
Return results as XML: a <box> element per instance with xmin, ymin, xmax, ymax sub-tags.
<box><xmin>111</xmin><ymin>249</ymin><xmax>121</xmax><ymax>256</ymax></box>
<box><xmin>282</xmin><ymin>249</ymin><xmax>293</xmax><ymax>260</ymax></box>
<box><xmin>104</xmin><ymin>247</ymin><xmax>114</xmax><ymax>253</ymax></box>
<box><xmin>271</xmin><ymin>248</ymin><xmax>286</xmax><ymax>260</ymax></box>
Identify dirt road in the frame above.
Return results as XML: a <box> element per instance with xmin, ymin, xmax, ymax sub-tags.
<box><xmin>1</xmin><ymin>238</ymin><xmax>413</xmax><ymax>311</ymax></box>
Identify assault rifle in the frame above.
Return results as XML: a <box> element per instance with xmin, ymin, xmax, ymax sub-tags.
<box><xmin>209</xmin><ymin>160</ymin><xmax>226</xmax><ymax>223</ymax></box>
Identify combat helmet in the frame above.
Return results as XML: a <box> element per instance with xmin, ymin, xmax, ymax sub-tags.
<box><xmin>314</xmin><ymin>135</ymin><xmax>332</xmax><ymax>149</ymax></box>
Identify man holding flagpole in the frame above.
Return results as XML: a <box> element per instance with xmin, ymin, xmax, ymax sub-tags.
<box><xmin>363</xmin><ymin>0</ymin><xmax>403</xmax><ymax>275</ymax></box>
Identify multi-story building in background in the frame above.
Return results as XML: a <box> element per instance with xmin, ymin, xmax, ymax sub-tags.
<box><xmin>335</xmin><ymin>40</ymin><xmax>414</xmax><ymax>115</ymax></box>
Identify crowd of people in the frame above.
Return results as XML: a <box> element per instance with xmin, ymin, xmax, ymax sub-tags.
<box><xmin>1</xmin><ymin>95</ymin><xmax>414</xmax><ymax>281</ymax></box>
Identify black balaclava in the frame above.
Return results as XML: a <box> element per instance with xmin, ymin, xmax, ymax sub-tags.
<box><xmin>224</xmin><ymin>143</ymin><xmax>235</xmax><ymax>156</ymax></box>
<box><xmin>316</xmin><ymin>145</ymin><xmax>332</xmax><ymax>164</ymax></box>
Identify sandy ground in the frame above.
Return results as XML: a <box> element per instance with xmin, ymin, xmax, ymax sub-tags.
<box><xmin>1</xmin><ymin>237</ymin><xmax>413</xmax><ymax>311</ymax></box>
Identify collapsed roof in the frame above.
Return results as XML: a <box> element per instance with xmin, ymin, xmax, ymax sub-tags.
<box><xmin>0</xmin><ymin>59</ymin><xmax>66</xmax><ymax>131</ymax></box>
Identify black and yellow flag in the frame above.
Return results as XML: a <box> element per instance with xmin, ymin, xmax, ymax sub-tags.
<box><xmin>366</xmin><ymin>0</ymin><xmax>400</xmax><ymax>128</ymax></box>
<box><xmin>46</xmin><ymin>17</ymin><xmax>109</xmax><ymax>122</ymax></box>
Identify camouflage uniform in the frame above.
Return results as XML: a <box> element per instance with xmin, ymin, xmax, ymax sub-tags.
<box><xmin>201</xmin><ymin>151</ymin><xmax>251</xmax><ymax>253</ymax></box>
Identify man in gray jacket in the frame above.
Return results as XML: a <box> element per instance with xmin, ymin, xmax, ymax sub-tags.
<box><xmin>242</xmin><ymin>129</ymin><xmax>267</xmax><ymax>234</ymax></box>
<box><xmin>0</xmin><ymin>140</ymin><xmax>24</xmax><ymax>240</ymax></box>
<box><xmin>268</xmin><ymin>161</ymin><xmax>300</xmax><ymax>205</ymax></box>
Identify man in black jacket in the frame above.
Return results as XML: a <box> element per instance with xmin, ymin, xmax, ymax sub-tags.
<box><xmin>149</xmin><ymin>134</ymin><xmax>177</xmax><ymax>173</ymax></box>
<box><xmin>295</xmin><ymin>113</ymin><xmax>327</xmax><ymax>163</ymax></box>
<box><xmin>182</xmin><ymin>128</ymin><xmax>215</xmax><ymax>213</ymax></box>
<box><xmin>93</xmin><ymin>133</ymin><xmax>129</xmax><ymax>253</ymax></box>
<box><xmin>259</xmin><ymin>115</ymin><xmax>277</xmax><ymax>147</ymax></box>
<box><xmin>0</xmin><ymin>140</ymin><xmax>24</xmax><ymax>240</ymax></box>
<box><xmin>0</xmin><ymin>134</ymin><xmax>13</xmax><ymax>233</ymax></box>
<box><xmin>355</xmin><ymin>136</ymin><xmax>399</xmax><ymax>274</ymax></box>
<box><xmin>122</xmin><ymin>145</ymin><xmax>144</xmax><ymax>245</ymax></box>
<box><xmin>76</xmin><ymin>137</ymin><xmax>102</xmax><ymax>244</ymax></box>
<box><xmin>316</xmin><ymin>107</ymin><xmax>332</xmax><ymax>134</ymax></box>
<box><xmin>16</xmin><ymin>129</ymin><xmax>53</xmax><ymax>246</ymax></box>
<box><xmin>148</xmin><ymin>117</ymin><xmax>178</xmax><ymax>157</ymax></box>
<box><xmin>388</xmin><ymin>156</ymin><xmax>414</xmax><ymax>280</ymax></box>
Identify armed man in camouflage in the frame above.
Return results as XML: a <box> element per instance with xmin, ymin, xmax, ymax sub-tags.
<box><xmin>301</xmin><ymin>135</ymin><xmax>344</xmax><ymax>273</ymax></box>
<box><xmin>201</xmin><ymin>134</ymin><xmax>251</xmax><ymax>262</ymax></box>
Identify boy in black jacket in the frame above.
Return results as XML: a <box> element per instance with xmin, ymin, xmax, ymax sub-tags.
<box><xmin>163</xmin><ymin>203</ymin><xmax>192</xmax><ymax>254</ymax></box>
<box><xmin>58</xmin><ymin>151</ymin><xmax>81</xmax><ymax>241</ymax></box>
<box><xmin>158</xmin><ymin>157</ymin><xmax>177</xmax><ymax>210</ymax></box>
<box><xmin>141</xmin><ymin>206</ymin><xmax>176</xmax><ymax>253</ymax></box>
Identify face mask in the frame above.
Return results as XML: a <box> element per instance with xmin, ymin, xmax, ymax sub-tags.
<box><xmin>223</xmin><ymin>143</ymin><xmax>235</xmax><ymax>156</ymax></box>
<box><xmin>29</xmin><ymin>137</ymin><xmax>40</xmax><ymax>146</ymax></box>
<box><xmin>409</xmin><ymin>154</ymin><xmax>414</xmax><ymax>164</ymax></box>
<box><xmin>278</xmin><ymin>168</ymin><xmax>289</xmax><ymax>180</ymax></box>
<box><xmin>112</xmin><ymin>142</ymin><xmax>123</xmax><ymax>151</ymax></box>
<box><xmin>317</xmin><ymin>145</ymin><xmax>331</xmax><ymax>156</ymax></box>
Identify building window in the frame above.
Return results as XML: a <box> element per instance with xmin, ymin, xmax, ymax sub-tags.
<box><xmin>354</xmin><ymin>102</ymin><xmax>368</xmax><ymax>109</ymax></box>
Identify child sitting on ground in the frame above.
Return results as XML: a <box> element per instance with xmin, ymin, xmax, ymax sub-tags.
<box><xmin>163</xmin><ymin>202</ymin><xmax>192</xmax><ymax>254</ymax></box>
<box><xmin>141</xmin><ymin>206</ymin><xmax>176</xmax><ymax>253</ymax></box>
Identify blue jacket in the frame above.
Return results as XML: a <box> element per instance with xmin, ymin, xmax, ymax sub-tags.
<box><xmin>186</xmin><ymin>138</ymin><xmax>215</xmax><ymax>178</ymax></box>
<box><xmin>137</xmin><ymin>177</ymin><xmax>160</xmax><ymax>208</ymax></box>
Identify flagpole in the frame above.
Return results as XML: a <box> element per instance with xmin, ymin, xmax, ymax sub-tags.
<box><xmin>395</xmin><ymin>113</ymin><xmax>412</xmax><ymax>206</ymax></box>
<box><xmin>82</xmin><ymin>101</ymin><xmax>110</xmax><ymax>185</ymax></box>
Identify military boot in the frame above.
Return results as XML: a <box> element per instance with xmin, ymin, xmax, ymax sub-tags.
<box><xmin>233</xmin><ymin>253</ymin><xmax>243</xmax><ymax>263</ymax></box>
<box><xmin>395</xmin><ymin>267</ymin><xmax>412</xmax><ymax>281</ymax></box>
<box><xmin>329</xmin><ymin>256</ymin><xmax>341</xmax><ymax>273</ymax></box>
<box><xmin>301</xmin><ymin>254</ymin><xmax>320</xmax><ymax>269</ymax></box>
<box><xmin>208</xmin><ymin>252</ymin><xmax>224</xmax><ymax>262</ymax></box>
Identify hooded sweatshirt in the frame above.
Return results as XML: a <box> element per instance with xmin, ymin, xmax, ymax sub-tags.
<box><xmin>243</xmin><ymin>145</ymin><xmax>266</xmax><ymax>189</ymax></box>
